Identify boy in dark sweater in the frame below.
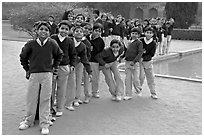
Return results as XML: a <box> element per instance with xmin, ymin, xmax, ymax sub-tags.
<box><xmin>86</xmin><ymin>23</ymin><xmax>105</xmax><ymax>98</ymax></box>
<box><xmin>50</xmin><ymin>20</ymin><xmax>77</xmax><ymax>116</ymax></box>
<box><xmin>95</xmin><ymin>39</ymin><xmax>124</xmax><ymax>101</ymax></box>
<box><xmin>19</xmin><ymin>21</ymin><xmax>63</xmax><ymax>134</ymax></box>
<box><xmin>65</xmin><ymin>26</ymin><xmax>92</xmax><ymax>109</ymax></box>
<box><xmin>123</xmin><ymin>27</ymin><xmax>143</xmax><ymax>100</ymax></box>
<box><xmin>139</xmin><ymin>26</ymin><xmax>158</xmax><ymax>99</ymax></box>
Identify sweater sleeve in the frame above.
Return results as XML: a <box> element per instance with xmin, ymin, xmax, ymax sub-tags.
<box><xmin>52</xmin><ymin>40</ymin><xmax>64</xmax><ymax>69</ymax></box>
<box><xmin>95</xmin><ymin>49</ymin><xmax>109</xmax><ymax>66</ymax></box>
<box><xmin>69</xmin><ymin>39</ymin><xmax>77</xmax><ymax>67</ymax></box>
<box><xmin>79</xmin><ymin>43</ymin><xmax>92</xmax><ymax>75</ymax></box>
<box><xmin>19</xmin><ymin>42</ymin><xmax>32</xmax><ymax>72</ymax></box>
<box><xmin>133</xmin><ymin>41</ymin><xmax>143</xmax><ymax>63</ymax></box>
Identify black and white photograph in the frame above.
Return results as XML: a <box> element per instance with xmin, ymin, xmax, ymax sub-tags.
<box><xmin>1</xmin><ymin>1</ymin><xmax>202</xmax><ymax>135</ymax></box>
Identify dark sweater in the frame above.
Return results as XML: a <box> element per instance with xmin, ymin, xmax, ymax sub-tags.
<box><xmin>111</xmin><ymin>21</ymin><xmax>125</xmax><ymax>39</ymax></box>
<box><xmin>51</xmin><ymin>34</ymin><xmax>77</xmax><ymax>67</ymax></box>
<box><xmin>95</xmin><ymin>47</ymin><xmax>124</xmax><ymax>66</ymax></box>
<box><xmin>72</xmin><ymin>38</ymin><xmax>92</xmax><ymax>75</ymax></box>
<box><xmin>82</xmin><ymin>38</ymin><xmax>92</xmax><ymax>60</ymax></box>
<box><xmin>125</xmin><ymin>39</ymin><xmax>143</xmax><ymax>63</ymax></box>
<box><xmin>86</xmin><ymin>35</ymin><xmax>105</xmax><ymax>63</ymax></box>
<box><xmin>140</xmin><ymin>38</ymin><xmax>156</xmax><ymax>61</ymax></box>
<box><xmin>20</xmin><ymin>38</ymin><xmax>63</xmax><ymax>73</ymax></box>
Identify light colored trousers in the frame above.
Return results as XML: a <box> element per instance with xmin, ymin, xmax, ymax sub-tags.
<box><xmin>25</xmin><ymin>72</ymin><xmax>52</xmax><ymax>128</ymax></box>
<box><xmin>139</xmin><ymin>60</ymin><xmax>156</xmax><ymax>95</ymax></box>
<box><xmin>102</xmin><ymin>61</ymin><xmax>124</xmax><ymax>96</ymax></box>
<box><xmin>52</xmin><ymin>65</ymin><xmax>70</xmax><ymax>112</ymax></box>
<box><xmin>125</xmin><ymin>61</ymin><xmax>142</xmax><ymax>97</ymax></box>
<box><xmin>163</xmin><ymin>35</ymin><xmax>172</xmax><ymax>54</ymax></box>
<box><xmin>89</xmin><ymin>62</ymin><xmax>100</xmax><ymax>95</ymax></box>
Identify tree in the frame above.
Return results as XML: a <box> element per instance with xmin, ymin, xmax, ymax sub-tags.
<box><xmin>9</xmin><ymin>2</ymin><xmax>81</xmax><ymax>38</ymax></box>
<box><xmin>165</xmin><ymin>2</ymin><xmax>198</xmax><ymax>29</ymax></box>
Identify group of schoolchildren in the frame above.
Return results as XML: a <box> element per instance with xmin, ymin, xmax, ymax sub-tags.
<box><xmin>18</xmin><ymin>9</ymin><xmax>174</xmax><ymax>134</ymax></box>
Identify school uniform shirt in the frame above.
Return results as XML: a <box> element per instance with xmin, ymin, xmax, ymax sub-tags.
<box><xmin>101</xmin><ymin>21</ymin><xmax>114</xmax><ymax>37</ymax></box>
<box><xmin>72</xmin><ymin>38</ymin><xmax>92</xmax><ymax>75</ymax></box>
<box><xmin>86</xmin><ymin>34</ymin><xmax>105</xmax><ymax>63</ymax></box>
<box><xmin>140</xmin><ymin>37</ymin><xmax>157</xmax><ymax>61</ymax></box>
<box><xmin>20</xmin><ymin>37</ymin><xmax>63</xmax><ymax>73</ymax></box>
<box><xmin>95</xmin><ymin>47</ymin><xmax>124</xmax><ymax>66</ymax></box>
<box><xmin>50</xmin><ymin>34</ymin><xmax>77</xmax><ymax>67</ymax></box>
<box><xmin>125</xmin><ymin>39</ymin><xmax>143</xmax><ymax>63</ymax></box>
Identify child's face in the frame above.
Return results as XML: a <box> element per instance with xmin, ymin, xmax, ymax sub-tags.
<box><xmin>145</xmin><ymin>30</ymin><xmax>154</xmax><ymax>40</ymax></box>
<box><xmin>101</xmin><ymin>15</ymin><xmax>107</xmax><ymax>21</ymax></box>
<box><xmin>92</xmin><ymin>28</ymin><xmax>102</xmax><ymax>38</ymax></box>
<box><xmin>111</xmin><ymin>43</ymin><xmax>120</xmax><ymax>53</ymax></box>
<box><xmin>37</xmin><ymin>25</ymin><xmax>50</xmax><ymax>39</ymax></box>
<box><xmin>75</xmin><ymin>15</ymin><xmax>84</xmax><ymax>25</ymax></box>
<box><xmin>83</xmin><ymin>25</ymin><xmax>92</xmax><ymax>36</ymax></box>
<box><xmin>116</xmin><ymin>16</ymin><xmax>122</xmax><ymax>23</ymax></box>
<box><xmin>58</xmin><ymin>24</ymin><xmax>69</xmax><ymax>37</ymax></box>
<box><xmin>131</xmin><ymin>32</ymin><xmax>139</xmax><ymax>39</ymax></box>
<box><xmin>73</xmin><ymin>28</ymin><xmax>84</xmax><ymax>39</ymax></box>
<box><xmin>68</xmin><ymin>14</ymin><xmax>74</xmax><ymax>22</ymax></box>
<box><xmin>93</xmin><ymin>13</ymin><xmax>98</xmax><ymax>19</ymax></box>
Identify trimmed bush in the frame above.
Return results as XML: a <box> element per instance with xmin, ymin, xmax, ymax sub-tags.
<box><xmin>172</xmin><ymin>29</ymin><xmax>202</xmax><ymax>41</ymax></box>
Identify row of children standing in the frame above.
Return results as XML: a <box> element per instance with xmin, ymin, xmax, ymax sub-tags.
<box><xmin>18</xmin><ymin>9</ymin><xmax>163</xmax><ymax>135</ymax></box>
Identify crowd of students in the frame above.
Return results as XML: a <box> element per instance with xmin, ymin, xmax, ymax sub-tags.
<box><xmin>18</xmin><ymin>9</ymin><xmax>174</xmax><ymax>135</ymax></box>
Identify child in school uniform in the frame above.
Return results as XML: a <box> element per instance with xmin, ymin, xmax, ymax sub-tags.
<box><xmin>139</xmin><ymin>26</ymin><xmax>158</xmax><ymax>99</ymax></box>
<box><xmin>123</xmin><ymin>27</ymin><xmax>143</xmax><ymax>100</ymax></box>
<box><xmin>19</xmin><ymin>21</ymin><xmax>63</xmax><ymax>134</ymax></box>
<box><xmin>95</xmin><ymin>39</ymin><xmax>124</xmax><ymax>101</ymax></box>
<box><xmin>86</xmin><ymin>23</ymin><xmax>105</xmax><ymax>98</ymax></box>
<box><xmin>50</xmin><ymin>20</ymin><xmax>77</xmax><ymax>116</ymax></box>
<box><xmin>65</xmin><ymin>26</ymin><xmax>92</xmax><ymax>109</ymax></box>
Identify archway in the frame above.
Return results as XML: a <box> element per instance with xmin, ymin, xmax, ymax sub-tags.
<box><xmin>149</xmin><ymin>8</ymin><xmax>158</xmax><ymax>18</ymax></box>
<box><xmin>135</xmin><ymin>8</ymin><xmax>143</xmax><ymax>20</ymax></box>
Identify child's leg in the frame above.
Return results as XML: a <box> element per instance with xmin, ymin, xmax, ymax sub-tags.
<box><xmin>132</xmin><ymin>62</ymin><xmax>142</xmax><ymax>93</ymax></box>
<box><xmin>55</xmin><ymin>66</ymin><xmax>70</xmax><ymax>112</ymax></box>
<box><xmin>163</xmin><ymin>37</ymin><xmax>167</xmax><ymax>55</ymax></box>
<box><xmin>125</xmin><ymin>61</ymin><xmax>133</xmax><ymax>97</ymax></box>
<box><xmin>50</xmin><ymin>76</ymin><xmax>57</xmax><ymax>114</ymax></box>
<box><xmin>65</xmin><ymin>70</ymin><xmax>76</xmax><ymax>106</ymax></box>
<box><xmin>75</xmin><ymin>63</ymin><xmax>83</xmax><ymax>100</ymax></box>
<box><xmin>143</xmin><ymin>61</ymin><xmax>156</xmax><ymax>95</ymax></box>
<box><xmin>110</xmin><ymin>61</ymin><xmax>124</xmax><ymax>96</ymax></box>
<box><xmin>24</xmin><ymin>73</ymin><xmax>40</xmax><ymax>126</ymax></box>
<box><xmin>166</xmin><ymin>35</ymin><xmax>172</xmax><ymax>54</ymax></box>
<box><xmin>39</xmin><ymin>72</ymin><xmax>52</xmax><ymax>129</ymax></box>
<box><xmin>139</xmin><ymin>62</ymin><xmax>146</xmax><ymax>86</ymax></box>
<box><xmin>90</xmin><ymin>62</ymin><xmax>100</xmax><ymax>96</ymax></box>
<box><xmin>83</xmin><ymin>68</ymin><xmax>92</xmax><ymax>98</ymax></box>
<box><xmin>102</xmin><ymin>66</ymin><xmax>116</xmax><ymax>96</ymax></box>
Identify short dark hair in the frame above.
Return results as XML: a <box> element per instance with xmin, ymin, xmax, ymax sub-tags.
<box><xmin>131</xmin><ymin>27</ymin><xmax>141</xmax><ymax>34</ymax></box>
<box><xmin>58</xmin><ymin>20</ymin><xmax>71</xmax><ymax>29</ymax></box>
<box><xmin>110</xmin><ymin>39</ymin><xmax>122</xmax><ymax>47</ymax></box>
<box><xmin>75</xmin><ymin>13</ymin><xmax>85</xmax><ymax>20</ymax></box>
<box><xmin>144</xmin><ymin>26</ymin><xmax>154</xmax><ymax>32</ymax></box>
<box><xmin>93</xmin><ymin>23</ymin><xmax>103</xmax><ymax>31</ymax></box>
<box><xmin>49</xmin><ymin>15</ymin><xmax>54</xmax><ymax>19</ymax></box>
<box><xmin>93</xmin><ymin>9</ymin><xmax>100</xmax><ymax>16</ymax></box>
<box><xmin>37</xmin><ymin>21</ymin><xmax>51</xmax><ymax>32</ymax></box>
<box><xmin>73</xmin><ymin>25</ymin><xmax>83</xmax><ymax>32</ymax></box>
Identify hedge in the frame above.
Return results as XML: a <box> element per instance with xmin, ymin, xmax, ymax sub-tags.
<box><xmin>172</xmin><ymin>29</ymin><xmax>202</xmax><ymax>41</ymax></box>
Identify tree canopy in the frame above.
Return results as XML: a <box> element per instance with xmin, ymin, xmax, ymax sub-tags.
<box><xmin>165</xmin><ymin>2</ymin><xmax>198</xmax><ymax>29</ymax></box>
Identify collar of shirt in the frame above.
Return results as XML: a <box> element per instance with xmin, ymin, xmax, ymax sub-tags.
<box><xmin>144</xmin><ymin>37</ymin><xmax>153</xmax><ymax>45</ymax></box>
<box><xmin>36</xmin><ymin>38</ymin><xmax>48</xmax><ymax>46</ymax></box>
<box><xmin>49</xmin><ymin>21</ymin><xmax>53</xmax><ymax>25</ymax></box>
<box><xmin>58</xmin><ymin>34</ymin><xmax>66</xmax><ymax>42</ymax></box>
<box><xmin>73</xmin><ymin>38</ymin><xmax>81</xmax><ymax>47</ymax></box>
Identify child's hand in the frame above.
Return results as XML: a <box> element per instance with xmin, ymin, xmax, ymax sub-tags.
<box><xmin>88</xmin><ymin>74</ymin><xmax>92</xmax><ymax>82</ymax></box>
<box><xmin>26</xmin><ymin>71</ymin><xmax>30</xmax><ymax>80</ymax></box>
<box><xmin>70</xmin><ymin>66</ymin><xmax>75</xmax><ymax>71</ymax></box>
<box><xmin>130</xmin><ymin>61</ymin><xmax>135</xmax><ymax>66</ymax></box>
<box><xmin>104</xmin><ymin>64</ymin><xmax>110</xmax><ymax>69</ymax></box>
